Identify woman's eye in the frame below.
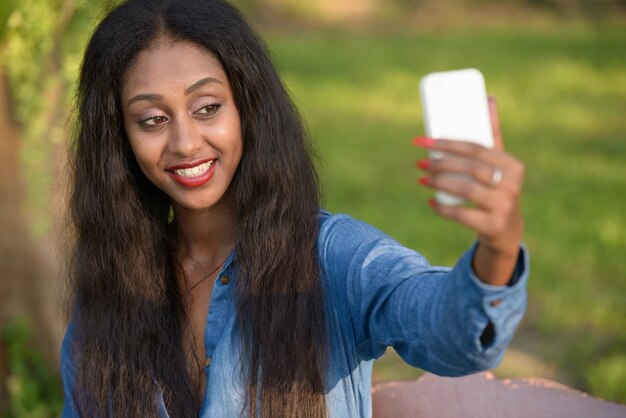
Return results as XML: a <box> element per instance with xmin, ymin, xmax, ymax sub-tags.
<box><xmin>195</xmin><ymin>104</ymin><xmax>220</xmax><ymax>116</ymax></box>
<box><xmin>140</xmin><ymin>115</ymin><xmax>168</xmax><ymax>126</ymax></box>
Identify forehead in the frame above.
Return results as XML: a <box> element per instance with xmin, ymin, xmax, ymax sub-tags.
<box><xmin>121</xmin><ymin>38</ymin><xmax>228</xmax><ymax>95</ymax></box>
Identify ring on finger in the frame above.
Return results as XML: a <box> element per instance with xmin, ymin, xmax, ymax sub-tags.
<box><xmin>489</xmin><ymin>166</ymin><xmax>503</xmax><ymax>187</ymax></box>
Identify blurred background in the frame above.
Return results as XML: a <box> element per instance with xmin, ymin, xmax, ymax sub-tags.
<box><xmin>0</xmin><ymin>0</ymin><xmax>625</xmax><ymax>415</ymax></box>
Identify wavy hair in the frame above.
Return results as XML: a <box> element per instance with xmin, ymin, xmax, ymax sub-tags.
<box><xmin>68</xmin><ymin>0</ymin><xmax>326</xmax><ymax>416</ymax></box>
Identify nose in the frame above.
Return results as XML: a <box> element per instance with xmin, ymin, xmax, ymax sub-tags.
<box><xmin>168</xmin><ymin>115</ymin><xmax>203</xmax><ymax>157</ymax></box>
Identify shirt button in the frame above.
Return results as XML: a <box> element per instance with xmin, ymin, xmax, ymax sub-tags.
<box><xmin>205</xmin><ymin>356</ymin><xmax>212</xmax><ymax>367</ymax></box>
<box><xmin>220</xmin><ymin>275</ymin><xmax>230</xmax><ymax>285</ymax></box>
<box><xmin>490</xmin><ymin>299</ymin><xmax>502</xmax><ymax>308</ymax></box>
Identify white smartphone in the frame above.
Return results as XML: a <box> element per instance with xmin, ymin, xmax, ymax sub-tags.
<box><xmin>419</xmin><ymin>68</ymin><xmax>494</xmax><ymax>206</ymax></box>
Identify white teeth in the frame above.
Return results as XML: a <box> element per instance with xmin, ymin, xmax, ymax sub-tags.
<box><xmin>173</xmin><ymin>160</ymin><xmax>214</xmax><ymax>178</ymax></box>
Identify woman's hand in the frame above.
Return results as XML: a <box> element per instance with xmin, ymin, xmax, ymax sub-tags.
<box><xmin>414</xmin><ymin>97</ymin><xmax>525</xmax><ymax>286</ymax></box>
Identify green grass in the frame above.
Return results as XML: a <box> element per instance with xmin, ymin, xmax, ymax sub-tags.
<box><xmin>267</xmin><ymin>25</ymin><xmax>626</xmax><ymax>402</ymax></box>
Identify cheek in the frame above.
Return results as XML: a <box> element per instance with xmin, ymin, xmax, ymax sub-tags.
<box><xmin>213</xmin><ymin>121</ymin><xmax>243</xmax><ymax>167</ymax></box>
<box><xmin>229</xmin><ymin>118</ymin><xmax>243</xmax><ymax>166</ymax></box>
<box><xmin>128</xmin><ymin>138</ymin><xmax>162</xmax><ymax>177</ymax></box>
<box><xmin>229</xmin><ymin>138</ymin><xmax>243</xmax><ymax>173</ymax></box>
<box><xmin>233</xmin><ymin>132</ymin><xmax>243</xmax><ymax>164</ymax></box>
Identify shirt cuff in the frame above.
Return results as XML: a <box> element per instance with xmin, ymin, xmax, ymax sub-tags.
<box><xmin>455</xmin><ymin>242</ymin><xmax>529</xmax><ymax>354</ymax></box>
<box><xmin>466</xmin><ymin>241</ymin><xmax>529</xmax><ymax>292</ymax></box>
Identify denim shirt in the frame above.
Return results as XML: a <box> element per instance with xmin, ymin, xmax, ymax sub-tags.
<box><xmin>61</xmin><ymin>210</ymin><xmax>529</xmax><ymax>417</ymax></box>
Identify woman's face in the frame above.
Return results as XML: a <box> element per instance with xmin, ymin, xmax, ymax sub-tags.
<box><xmin>121</xmin><ymin>38</ymin><xmax>242</xmax><ymax>212</ymax></box>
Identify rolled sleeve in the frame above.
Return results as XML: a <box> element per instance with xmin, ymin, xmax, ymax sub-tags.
<box><xmin>435</xmin><ymin>243</ymin><xmax>529</xmax><ymax>374</ymax></box>
<box><xmin>318</xmin><ymin>212</ymin><xmax>529</xmax><ymax>377</ymax></box>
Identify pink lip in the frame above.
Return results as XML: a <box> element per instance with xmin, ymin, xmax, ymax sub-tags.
<box><xmin>166</xmin><ymin>158</ymin><xmax>217</xmax><ymax>188</ymax></box>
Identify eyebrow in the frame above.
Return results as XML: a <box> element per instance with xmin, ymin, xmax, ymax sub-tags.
<box><xmin>126</xmin><ymin>77</ymin><xmax>223</xmax><ymax>107</ymax></box>
<box><xmin>184</xmin><ymin>77</ymin><xmax>222</xmax><ymax>95</ymax></box>
<box><xmin>127</xmin><ymin>93</ymin><xmax>163</xmax><ymax>107</ymax></box>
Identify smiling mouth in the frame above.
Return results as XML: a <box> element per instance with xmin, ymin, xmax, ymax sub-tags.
<box><xmin>166</xmin><ymin>158</ymin><xmax>217</xmax><ymax>188</ymax></box>
<box><xmin>170</xmin><ymin>160</ymin><xmax>215</xmax><ymax>178</ymax></box>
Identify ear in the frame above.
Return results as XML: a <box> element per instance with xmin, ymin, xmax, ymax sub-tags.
<box><xmin>488</xmin><ymin>96</ymin><xmax>505</xmax><ymax>151</ymax></box>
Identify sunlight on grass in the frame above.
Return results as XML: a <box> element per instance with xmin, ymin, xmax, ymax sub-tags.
<box><xmin>286</xmin><ymin>69</ymin><xmax>423</xmax><ymax>126</ymax></box>
<box><xmin>271</xmin><ymin>25</ymin><xmax>626</xmax><ymax>402</ymax></box>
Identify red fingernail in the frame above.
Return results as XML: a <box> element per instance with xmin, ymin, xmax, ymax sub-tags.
<box><xmin>413</xmin><ymin>137</ymin><xmax>435</xmax><ymax>148</ymax></box>
<box><xmin>417</xmin><ymin>159</ymin><xmax>431</xmax><ymax>170</ymax></box>
<box><xmin>428</xmin><ymin>198</ymin><xmax>437</xmax><ymax>208</ymax></box>
<box><xmin>418</xmin><ymin>176</ymin><xmax>430</xmax><ymax>186</ymax></box>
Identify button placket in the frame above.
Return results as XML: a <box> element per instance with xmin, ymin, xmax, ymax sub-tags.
<box><xmin>204</xmin><ymin>268</ymin><xmax>233</xmax><ymax>376</ymax></box>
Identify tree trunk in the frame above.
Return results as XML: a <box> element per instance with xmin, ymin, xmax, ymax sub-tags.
<box><xmin>0</xmin><ymin>66</ymin><xmax>62</xmax><ymax>370</ymax></box>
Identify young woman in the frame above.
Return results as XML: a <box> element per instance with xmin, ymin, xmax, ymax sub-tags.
<box><xmin>62</xmin><ymin>0</ymin><xmax>528</xmax><ymax>416</ymax></box>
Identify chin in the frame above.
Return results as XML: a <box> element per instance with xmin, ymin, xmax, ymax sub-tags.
<box><xmin>170</xmin><ymin>192</ymin><xmax>231</xmax><ymax>213</ymax></box>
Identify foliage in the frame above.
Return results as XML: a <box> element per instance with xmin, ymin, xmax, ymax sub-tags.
<box><xmin>0</xmin><ymin>0</ymin><xmax>113</xmax><ymax>237</ymax></box>
<box><xmin>0</xmin><ymin>321</ymin><xmax>63</xmax><ymax>418</ymax></box>
<box><xmin>0</xmin><ymin>1</ymin><xmax>14</xmax><ymax>41</ymax></box>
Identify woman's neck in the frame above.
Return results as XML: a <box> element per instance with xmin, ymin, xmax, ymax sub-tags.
<box><xmin>173</xmin><ymin>199</ymin><xmax>236</xmax><ymax>268</ymax></box>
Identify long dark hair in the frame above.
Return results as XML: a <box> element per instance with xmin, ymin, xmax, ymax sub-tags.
<box><xmin>68</xmin><ymin>0</ymin><xmax>326</xmax><ymax>416</ymax></box>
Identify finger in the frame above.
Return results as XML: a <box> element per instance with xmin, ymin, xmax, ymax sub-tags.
<box><xmin>421</xmin><ymin>174</ymin><xmax>499</xmax><ymax>210</ymax></box>
<box><xmin>419</xmin><ymin>155</ymin><xmax>503</xmax><ymax>188</ymax></box>
<box><xmin>430</xmin><ymin>201</ymin><xmax>497</xmax><ymax>236</ymax></box>
<box><xmin>419</xmin><ymin>139</ymin><xmax>517</xmax><ymax>169</ymax></box>
<box><xmin>488</xmin><ymin>96</ymin><xmax>504</xmax><ymax>151</ymax></box>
